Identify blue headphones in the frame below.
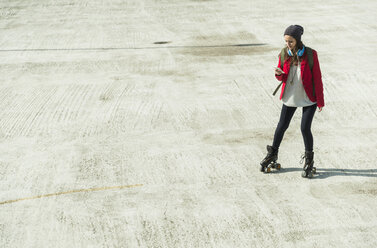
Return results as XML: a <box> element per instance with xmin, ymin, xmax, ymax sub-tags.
<box><xmin>288</xmin><ymin>45</ymin><xmax>305</xmax><ymax>57</ymax></box>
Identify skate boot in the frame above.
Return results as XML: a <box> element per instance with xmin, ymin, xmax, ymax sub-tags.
<box><xmin>301</xmin><ymin>151</ymin><xmax>316</xmax><ymax>178</ymax></box>
<box><xmin>260</xmin><ymin>145</ymin><xmax>281</xmax><ymax>173</ymax></box>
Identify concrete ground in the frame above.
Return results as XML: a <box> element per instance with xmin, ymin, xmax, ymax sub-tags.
<box><xmin>1</xmin><ymin>0</ymin><xmax>377</xmax><ymax>247</ymax></box>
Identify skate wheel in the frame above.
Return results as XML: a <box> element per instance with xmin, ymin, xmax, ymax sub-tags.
<box><xmin>276</xmin><ymin>163</ymin><xmax>281</xmax><ymax>170</ymax></box>
<box><xmin>266</xmin><ymin>167</ymin><xmax>271</xmax><ymax>173</ymax></box>
<box><xmin>302</xmin><ymin>170</ymin><xmax>313</xmax><ymax>178</ymax></box>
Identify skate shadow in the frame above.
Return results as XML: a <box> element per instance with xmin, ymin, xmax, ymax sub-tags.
<box><xmin>270</xmin><ymin>167</ymin><xmax>302</xmax><ymax>174</ymax></box>
<box><xmin>271</xmin><ymin>168</ymin><xmax>377</xmax><ymax>179</ymax></box>
<box><xmin>313</xmin><ymin>168</ymin><xmax>377</xmax><ymax>179</ymax></box>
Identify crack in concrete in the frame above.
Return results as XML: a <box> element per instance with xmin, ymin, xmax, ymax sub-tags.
<box><xmin>0</xmin><ymin>184</ymin><xmax>143</xmax><ymax>205</ymax></box>
<box><xmin>0</xmin><ymin>43</ymin><xmax>267</xmax><ymax>52</ymax></box>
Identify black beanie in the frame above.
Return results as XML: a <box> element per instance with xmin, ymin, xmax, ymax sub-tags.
<box><xmin>284</xmin><ymin>25</ymin><xmax>304</xmax><ymax>42</ymax></box>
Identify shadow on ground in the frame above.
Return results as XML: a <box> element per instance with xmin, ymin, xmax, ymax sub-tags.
<box><xmin>314</xmin><ymin>168</ymin><xmax>377</xmax><ymax>179</ymax></box>
<box><xmin>269</xmin><ymin>168</ymin><xmax>377</xmax><ymax>179</ymax></box>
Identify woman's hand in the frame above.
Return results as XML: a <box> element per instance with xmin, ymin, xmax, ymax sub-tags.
<box><xmin>275</xmin><ymin>68</ymin><xmax>283</xmax><ymax>75</ymax></box>
<box><xmin>318</xmin><ymin>107</ymin><xmax>323</xmax><ymax>112</ymax></box>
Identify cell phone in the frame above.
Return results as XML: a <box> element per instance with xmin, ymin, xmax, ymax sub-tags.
<box><xmin>275</xmin><ymin>67</ymin><xmax>285</xmax><ymax>73</ymax></box>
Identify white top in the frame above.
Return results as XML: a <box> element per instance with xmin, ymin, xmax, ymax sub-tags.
<box><xmin>282</xmin><ymin>62</ymin><xmax>316</xmax><ymax>107</ymax></box>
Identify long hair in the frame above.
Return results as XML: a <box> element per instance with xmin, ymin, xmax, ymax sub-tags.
<box><xmin>284</xmin><ymin>40</ymin><xmax>305</xmax><ymax>66</ymax></box>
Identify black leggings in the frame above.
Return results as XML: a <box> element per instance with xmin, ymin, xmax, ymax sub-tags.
<box><xmin>272</xmin><ymin>104</ymin><xmax>317</xmax><ymax>151</ymax></box>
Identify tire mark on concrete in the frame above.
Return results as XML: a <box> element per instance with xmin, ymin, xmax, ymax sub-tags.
<box><xmin>45</xmin><ymin>85</ymin><xmax>71</xmax><ymax>128</ymax></box>
<box><xmin>0</xmin><ymin>86</ymin><xmax>13</xmax><ymax>111</ymax></box>
<box><xmin>20</xmin><ymin>87</ymin><xmax>58</xmax><ymax>136</ymax></box>
<box><xmin>83</xmin><ymin>81</ymin><xmax>124</xmax><ymax>136</ymax></box>
<box><xmin>108</xmin><ymin>83</ymin><xmax>135</xmax><ymax>123</ymax></box>
<box><xmin>99</xmin><ymin>81</ymin><xmax>119</xmax><ymax>102</ymax></box>
<box><xmin>0</xmin><ymin>87</ymin><xmax>16</xmax><ymax>134</ymax></box>
<box><xmin>53</xmin><ymin>85</ymin><xmax>76</xmax><ymax>123</ymax></box>
<box><xmin>68</xmin><ymin>84</ymin><xmax>94</xmax><ymax>122</ymax></box>
<box><xmin>0</xmin><ymin>89</ymin><xmax>29</xmax><ymax>136</ymax></box>
<box><xmin>0</xmin><ymin>184</ymin><xmax>143</xmax><ymax>206</ymax></box>
<box><xmin>151</xmin><ymin>102</ymin><xmax>164</xmax><ymax>129</ymax></box>
<box><xmin>103</xmin><ymin>82</ymin><xmax>126</xmax><ymax>120</ymax></box>
<box><xmin>66</xmin><ymin>84</ymin><xmax>86</xmax><ymax>122</ymax></box>
<box><xmin>75</xmin><ymin>83</ymin><xmax>115</xmax><ymax>136</ymax></box>
<box><xmin>5</xmin><ymin>87</ymin><xmax>45</xmax><ymax>137</ymax></box>
<box><xmin>133</xmin><ymin>100</ymin><xmax>154</xmax><ymax>130</ymax></box>
<box><xmin>22</xmin><ymin>87</ymin><xmax>58</xmax><ymax>136</ymax></box>
<box><xmin>59</xmin><ymin>84</ymin><xmax>84</xmax><ymax>123</ymax></box>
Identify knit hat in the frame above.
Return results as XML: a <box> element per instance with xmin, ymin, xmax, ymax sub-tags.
<box><xmin>284</xmin><ymin>25</ymin><xmax>304</xmax><ymax>42</ymax></box>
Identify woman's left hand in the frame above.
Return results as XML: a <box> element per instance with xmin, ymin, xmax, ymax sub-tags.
<box><xmin>318</xmin><ymin>107</ymin><xmax>323</xmax><ymax>112</ymax></box>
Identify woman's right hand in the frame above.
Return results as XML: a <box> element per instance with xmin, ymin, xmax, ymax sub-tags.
<box><xmin>275</xmin><ymin>67</ymin><xmax>285</xmax><ymax>75</ymax></box>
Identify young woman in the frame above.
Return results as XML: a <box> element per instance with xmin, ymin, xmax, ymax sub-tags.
<box><xmin>260</xmin><ymin>25</ymin><xmax>325</xmax><ymax>178</ymax></box>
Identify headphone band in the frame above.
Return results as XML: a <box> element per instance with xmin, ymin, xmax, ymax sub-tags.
<box><xmin>288</xmin><ymin>45</ymin><xmax>305</xmax><ymax>57</ymax></box>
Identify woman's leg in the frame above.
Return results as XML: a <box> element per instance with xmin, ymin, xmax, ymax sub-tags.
<box><xmin>272</xmin><ymin>104</ymin><xmax>297</xmax><ymax>149</ymax></box>
<box><xmin>301</xmin><ymin>104</ymin><xmax>317</xmax><ymax>151</ymax></box>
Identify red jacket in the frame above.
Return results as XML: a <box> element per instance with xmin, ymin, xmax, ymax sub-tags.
<box><xmin>275</xmin><ymin>49</ymin><xmax>325</xmax><ymax>108</ymax></box>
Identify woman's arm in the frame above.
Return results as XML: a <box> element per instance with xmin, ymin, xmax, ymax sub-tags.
<box><xmin>275</xmin><ymin>55</ymin><xmax>288</xmax><ymax>82</ymax></box>
<box><xmin>312</xmin><ymin>50</ymin><xmax>325</xmax><ymax>108</ymax></box>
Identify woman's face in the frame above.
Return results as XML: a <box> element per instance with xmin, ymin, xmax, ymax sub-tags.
<box><xmin>284</xmin><ymin>35</ymin><xmax>297</xmax><ymax>50</ymax></box>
